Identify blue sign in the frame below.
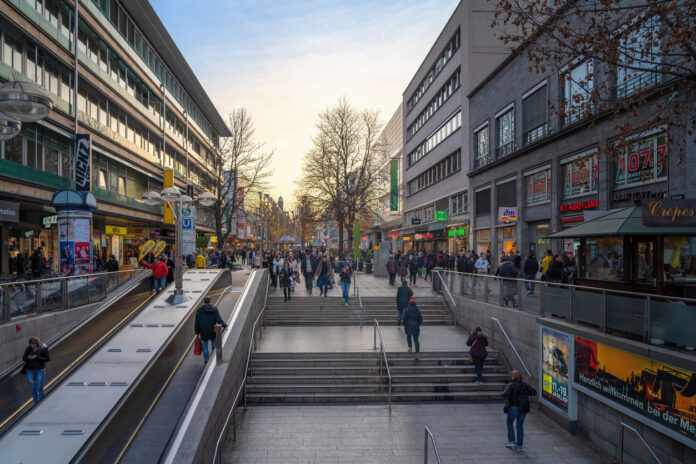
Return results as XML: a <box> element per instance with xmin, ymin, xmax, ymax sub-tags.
<box><xmin>182</xmin><ymin>218</ymin><xmax>194</xmax><ymax>230</ymax></box>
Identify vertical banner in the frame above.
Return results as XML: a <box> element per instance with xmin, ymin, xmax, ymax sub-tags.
<box><xmin>181</xmin><ymin>206</ymin><xmax>196</xmax><ymax>257</ymax></box>
<box><xmin>164</xmin><ymin>169</ymin><xmax>174</xmax><ymax>224</ymax></box>
<box><xmin>237</xmin><ymin>187</ymin><xmax>245</xmax><ymax>227</ymax></box>
<box><xmin>75</xmin><ymin>134</ymin><xmax>91</xmax><ymax>191</ymax></box>
<box><xmin>389</xmin><ymin>159</ymin><xmax>399</xmax><ymax>212</ymax></box>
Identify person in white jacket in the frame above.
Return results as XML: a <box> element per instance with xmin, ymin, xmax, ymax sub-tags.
<box><xmin>272</xmin><ymin>253</ymin><xmax>284</xmax><ymax>288</ymax></box>
<box><xmin>475</xmin><ymin>253</ymin><xmax>490</xmax><ymax>274</ymax></box>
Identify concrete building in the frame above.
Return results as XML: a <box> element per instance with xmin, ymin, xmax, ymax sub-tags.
<box><xmin>401</xmin><ymin>0</ymin><xmax>509</xmax><ymax>254</ymax></box>
<box><xmin>0</xmin><ymin>0</ymin><xmax>229</xmax><ymax>272</ymax></box>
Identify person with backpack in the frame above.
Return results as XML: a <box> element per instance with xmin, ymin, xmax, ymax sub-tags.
<box><xmin>402</xmin><ymin>300</ymin><xmax>423</xmax><ymax>360</ymax></box>
<box><xmin>395</xmin><ymin>280</ymin><xmax>413</xmax><ymax>325</ymax></box>
<box><xmin>30</xmin><ymin>249</ymin><xmax>44</xmax><ymax>279</ymax></box>
<box><xmin>502</xmin><ymin>369</ymin><xmax>537</xmax><ymax>453</ymax></box>
<box><xmin>194</xmin><ymin>296</ymin><xmax>227</xmax><ymax>363</ymax></box>
<box><xmin>22</xmin><ymin>336</ymin><xmax>49</xmax><ymax>404</ymax></box>
<box><xmin>386</xmin><ymin>255</ymin><xmax>398</xmax><ymax>286</ymax></box>
<box><xmin>466</xmin><ymin>327</ymin><xmax>488</xmax><ymax>384</ymax></box>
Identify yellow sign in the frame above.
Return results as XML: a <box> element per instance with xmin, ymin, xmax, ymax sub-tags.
<box><xmin>152</xmin><ymin>240</ymin><xmax>167</xmax><ymax>257</ymax></box>
<box><xmin>164</xmin><ymin>169</ymin><xmax>174</xmax><ymax>225</ymax></box>
<box><xmin>138</xmin><ymin>239</ymin><xmax>156</xmax><ymax>260</ymax></box>
<box><xmin>106</xmin><ymin>225</ymin><xmax>128</xmax><ymax>235</ymax></box>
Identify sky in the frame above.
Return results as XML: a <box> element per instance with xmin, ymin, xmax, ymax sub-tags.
<box><xmin>150</xmin><ymin>0</ymin><xmax>460</xmax><ymax>207</ymax></box>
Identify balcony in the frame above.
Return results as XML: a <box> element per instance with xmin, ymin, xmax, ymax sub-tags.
<box><xmin>523</xmin><ymin>123</ymin><xmax>547</xmax><ymax>146</ymax></box>
<box><xmin>495</xmin><ymin>141</ymin><xmax>514</xmax><ymax>158</ymax></box>
<box><xmin>473</xmin><ymin>153</ymin><xmax>491</xmax><ymax>169</ymax></box>
<box><xmin>616</xmin><ymin>71</ymin><xmax>661</xmax><ymax>99</ymax></box>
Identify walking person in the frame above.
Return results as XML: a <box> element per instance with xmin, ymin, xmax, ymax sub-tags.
<box><xmin>497</xmin><ymin>255</ymin><xmax>519</xmax><ymax>307</ymax></box>
<box><xmin>424</xmin><ymin>251</ymin><xmax>435</xmax><ymax>281</ymax></box>
<box><xmin>194</xmin><ymin>296</ymin><xmax>227</xmax><ymax>364</ymax></box>
<box><xmin>164</xmin><ymin>253</ymin><xmax>175</xmax><ymax>285</ymax></box>
<box><xmin>195</xmin><ymin>252</ymin><xmax>207</xmax><ymax>269</ymax></box>
<box><xmin>301</xmin><ymin>249</ymin><xmax>317</xmax><ymax>294</ymax></box>
<box><xmin>408</xmin><ymin>255</ymin><xmax>418</xmax><ymax>286</ymax></box>
<box><xmin>279</xmin><ymin>261</ymin><xmax>293</xmax><ymax>301</ymax></box>
<box><xmin>315</xmin><ymin>255</ymin><xmax>331</xmax><ymax>297</ymax></box>
<box><xmin>272</xmin><ymin>252</ymin><xmax>284</xmax><ymax>289</ymax></box>
<box><xmin>502</xmin><ymin>370</ymin><xmax>537</xmax><ymax>453</ymax></box>
<box><xmin>523</xmin><ymin>253</ymin><xmax>539</xmax><ymax>296</ymax></box>
<box><xmin>402</xmin><ymin>300</ymin><xmax>423</xmax><ymax>360</ymax></box>
<box><xmin>545</xmin><ymin>254</ymin><xmax>565</xmax><ymax>283</ymax></box>
<box><xmin>22</xmin><ymin>337</ymin><xmax>49</xmax><ymax>404</ymax></box>
<box><xmin>339</xmin><ymin>263</ymin><xmax>352</xmax><ymax>306</ymax></box>
<box><xmin>142</xmin><ymin>257</ymin><xmax>168</xmax><ymax>294</ymax></box>
<box><xmin>398</xmin><ymin>256</ymin><xmax>408</xmax><ymax>283</ymax></box>
<box><xmin>466</xmin><ymin>327</ymin><xmax>488</xmax><ymax>384</ymax></box>
<box><xmin>396</xmin><ymin>280</ymin><xmax>413</xmax><ymax>325</ymax></box>
<box><xmin>386</xmin><ymin>255</ymin><xmax>398</xmax><ymax>286</ymax></box>
<box><xmin>288</xmin><ymin>255</ymin><xmax>300</xmax><ymax>292</ymax></box>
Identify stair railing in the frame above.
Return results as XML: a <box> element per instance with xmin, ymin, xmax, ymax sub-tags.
<box><xmin>433</xmin><ymin>270</ymin><xmax>457</xmax><ymax>327</ymax></box>
<box><xmin>244</xmin><ymin>271</ymin><xmax>271</xmax><ymax>410</ymax></box>
<box><xmin>372</xmin><ymin>319</ymin><xmax>392</xmax><ymax>409</ymax></box>
<box><xmin>618</xmin><ymin>422</ymin><xmax>662</xmax><ymax>464</ymax></box>
<box><xmin>490</xmin><ymin>317</ymin><xmax>531</xmax><ymax>377</ymax></box>
<box><xmin>424</xmin><ymin>426</ymin><xmax>442</xmax><ymax>464</ymax></box>
<box><xmin>354</xmin><ymin>271</ymin><xmax>364</xmax><ymax>328</ymax></box>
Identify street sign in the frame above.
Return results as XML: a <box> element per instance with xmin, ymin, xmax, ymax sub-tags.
<box><xmin>182</xmin><ymin>218</ymin><xmax>194</xmax><ymax>229</ymax></box>
<box><xmin>182</xmin><ymin>206</ymin><xmax>196</xmax><ymax>256</ymax></box>
<box><xmin>436</xmin><ymin>210</ymin><xmax>447</xmax><ymax>221</ymax></box>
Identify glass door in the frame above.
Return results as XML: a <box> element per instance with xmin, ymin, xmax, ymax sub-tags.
<box><xmin>635</xmin><ymin>238</ymin><xmax>656</xmax><ymax>286</ymax></box>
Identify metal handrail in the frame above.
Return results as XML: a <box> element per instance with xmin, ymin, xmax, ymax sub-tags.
<box><xmin>433</xmin><ymin>270</ymin><xmax>456</xmax><ymax>326</ymax></box>
<box><xmin>0</xmin><ymin>268</ymin><xmax>139</xmax><ymax>286</ymax></box>
<box><xmin>354</xmin><ymin>271</ymin><xmax>363</xmax><ymax>328</ymax></box>
<box><xmin>212</xmin><ymin>271</ymin><xmax>270</xmax><ymax>464</ymax></box>
<box><xmin>618</xmin><ymin>422</ymin><xmax>662</xmax><ymax>464</ymax></box>
<box><xmin>372</xmin><ymin>319</ymin><xmax>392</xmax><ymax>408</ymax></box>
<box><xmin>424</xmin><ymin>426</ymin><xmax>442</xmax><ymax>464</ymax></box>
<box><xmin>490</xmin><ymin>317</ymin><xmax>531</xmax><ymax>377</ymax></box>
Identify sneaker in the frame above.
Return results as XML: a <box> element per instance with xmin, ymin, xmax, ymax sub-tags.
<box><xmin>415</xmin><ymin>353</ymin><xmax>420</xmax><ymax>360</ymax></box>
<box><xmin>505</xmin><ymin>442</ymin><xmax>516</xmax><ymax>449</ymax></box>
<box><xmin>408</xmin><ymin>347</ymin><xmax>412</xmax><ymax>353</ymax></box>
<box><xmin>516</xmin><ymin>446</ymin><xmax>523</xmax><ymax>453</ymax></box>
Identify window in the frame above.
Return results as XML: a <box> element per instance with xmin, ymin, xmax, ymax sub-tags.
<box><xmin>450</xmin><ymin>192</ymin><xmax>467</xmax><ymax>215</ymax></box>
<box><xmin>474</xmin><ymin>124</ymin><xmax>489</xmax><ymax>168</ymax></box>
<box><xmin>523</xmin><ymin>84</ymin><xmax>547</xmax><ymax>144</ymax></box>
<box><xmin>98</xmin><ymin>169</ymin><xmax>108</xmax><ymax>189</ymax></box>
<box><xmin>617</xmin><ymin>17</ymin><xmax>661</xmax><ymax>98</ymax></box>
<box><xmin>663</xmin><ymin>236</ymin><xmax>696</xmax><ymax>281</ymax></box>
<box><xmin>475</xmin><ymin>188</ymin><xmax>491</xmax><ymax>216</ymax></box>
<box><xmin>407</xmin><ymin>150</ymin><xmax>460</xmax><ymax>195</ymax></box>
<box><xmin>561</xmin><ymin>150</ymin><xmax>598</xmax><ymax>198</ymax></box>
<box><xmin>496</xmin><ymin>108</ymin><xmax>514</xmax><ymax>157</ymax></box>
<box><xmin>561</xmin><ymin>60</ymin><xmax>593</xmax><ymax>126</ymax></box>
<box><xmin>525</xmin><ymin>167</ymin><xmax>551</xmax><ymax>205</ymax></box>
<box><xmin>423</xmin><ymin>206</ymin><xmax>435</xmax><ymax>222</ymax></box>
<box><xmin>118</xmin><ymin>176</ymin><xmax>126</xmax><ymax>195</ymax></box>
<box><xmin>584</xmin><ymin>237</ymin><xmax>625</xmax><ymax>281</ymax></box>
<box><xmin>407</xmin><ymin>69</ymin><xmax>461</xmax><ymax>139</ymax></box>
<box><xmin>408</xmin><ymin>110</ymin><xmax>461</xmax><ymax>166</ymax></box>
<box><xmin>4</xmin><ymin>136</ymin><xmax>22</xmax><ymax>164</ymax></box>
<box><xmin>496</xmin><ymin>180</ymin><xmax>516</xmax><ymax>209</ymax></box>
<box><xmin>614</xmin><ymin>130</ymin><xmax>667</xmax><ymax>188</ymax></box>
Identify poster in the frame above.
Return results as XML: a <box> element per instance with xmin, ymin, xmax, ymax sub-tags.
<box><xmin>59</xmin><ymin>241</ymin><xmax>74</xmax><ymax>275</ymax></box>
<box><xmin>541</xmin><ymin>327</ymin><xmax>571</xmax><ymax>412</ymax></box>
<box><xmin>575</xmin><ymin>336</ymin><xmax>696</xmax><ymax>443</ymax></box>
<box><xmin>74</xmin><ymin>242</ymin><xmax>91</xmax><ymax>275</ymax></box>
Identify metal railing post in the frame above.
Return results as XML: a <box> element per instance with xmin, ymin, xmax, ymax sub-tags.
<box><xmin>499</xmin><ymin>278</ymin><xmax>504</xmax><ymax>306</ymax></box>
<box><xmin>35</xmin><ymin>281</ymin><xmax>43</xmax><ymax>314</ymax></box>
<box><xmin>484</xmin><ymin>276</ymin><xmax>489</xmax><ymax>303</ymax></box>
<box><xmin>568</xmin><ymin>286</ymin><xmax>574</xmax><ymax>322</ymax></box>
<box><xmin>216</xmin><ymin>323</ymin><xmax>223</xmax><ymax>362</ymax></box>
<box><xmin>539</xmin><ymin>281</ymin><xmax>545</xmax><ymax>316</ymax></box>
<box><xmin>600</xmin><ymin>290</ymin><xmax>607</xmax><ymax>332</ymax></box>
<box><xmin>62</xmin><ymin>279</ymin><xmax>69</xmax><ymax>310</ymax></box>
<box><xmin>373</xmin><ymin>323</ymin><xmax>377</xmax><ymax>350</ymax></box>
<box><xmin>424</xmin><ymin>427</ymin><xmax>428</xmax><ymax>464</ymax></box>
<box><xmin>2</xmin><ymin>287</ymin><xmax>9</xmax><ymax>322</ymax></box>
<box><xmin>643</xmin><ymin>296</ymin><xmax>651</xmax><ymax>343</ymax></box>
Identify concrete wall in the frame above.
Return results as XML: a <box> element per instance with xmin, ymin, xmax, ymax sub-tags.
<box><xmin>444</xmin><ymin>289</ymin><xmax>696</xmax><ymax>463</ymax></box>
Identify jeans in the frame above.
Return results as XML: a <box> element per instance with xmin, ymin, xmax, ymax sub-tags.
<box><xmin>397</xmin><ymin>308</ymin><xmax>403</xmax><ymax>323</ymax></box>
<box><xmin>317</xmin><ymin>275</ymin><xmax>329</xmax><ymax>295</ymax></box>
<box><xmin>201</xmin><ymin>338</ymin><xmax>216</xmax><ymax>363</ymax></box>
<box><xmin>506</xmin><ymin>406</ymin><xmax>526</xmax><ymax>446</ymax></box>
<box><xmin>26</xmin><ymin>368</ymin><xmax>46</xmax><ymax>404</ymax></box>
<box><xmin>271</xmin><ymin>271</ymin><xmax>278</xmax><ymax>287</ymax></box>
<box><xmin>304</xmin><ymin>272</ymin><xmax>313</xmax><ymax>292</ymax></box>
<box><xmin>524</xmin><ymin>274</ymin><xmax>536</xmax><ymax>294</ymax></box>
<box><xmin>472</xmin><ymin>355</ymin><xmax>486</xmax><ymax>382</ymax></box>
<box><xmin>283</xmin><ymin>286</ymin><xmax>291</xmax><ymax>299</ymax></box>
<box><xmin>503</xmin><ymin>281</ymin><xmax>517</xmax><ymax>306</ymax></box>
<box><xmin>154</xmin><ymin>275</ymin><xmax>166</xmax><ymax>294</ymax></box>
<box><xmin>425</xmin><ymin>268</ymin><xmax>432</xmax><ymax>281</ymax></box>
<box><xmin>388</xmin><ymin>273</ymin><xmax>396</xmax><ymax>285</ymax></box>
<box><xmin>406</xmin><ymin>334</ymin><xmax>420</xmax><ymax>352</ymax></box>
<box><xmin>341</xmin><ymin>281</ymin><xmax>350</xmax><ymax>302</ymax></box>
<box><xmin>409</xmin><ymin>272</ymin><xmax>417</xmax><ymax>285</ymax></box>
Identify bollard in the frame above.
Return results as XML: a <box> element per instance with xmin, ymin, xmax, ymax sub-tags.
<box><xmin>215</xmin><ymin>323</ymin><xmax>224</xmax><ymax>362</ymax></box>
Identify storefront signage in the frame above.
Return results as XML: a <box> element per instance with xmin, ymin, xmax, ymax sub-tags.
<box><xmin>75</xmin><ymin>133</ymin><xmax>91</xmax><ymax>191</ymax></box>
<box><xmin>498</xmin><ymin>206</ymin><xmax>518</xmax><ymax>223</ymax></box>
<box><xmin>611</xmin><ymin>190</ymin><xmax>667</xmax><ymax>202</ymax></box>
<box><xmin>541</xmin><ymin>327</ymin><xmax>571</xmax><ymax>413</ymax></box>
<box><xmin>361</xmin><ymin>235</ymin><xmax>367</xmax><ymax>242</ymax></box>
<box><xmin>414</xmin><ymin>232</ymin><xmax>434</xmax><ymax>240</ymax></box>
<box><xmin>42</xmin><ymin>215</ymin><xmax>58</xmax><ymax>228</ymax></box>
<box><xmin>402</xmin><ymin>235</ymin><xmax>412</xmax><ymax>241</ymax></box>
<box><xmin>24</xmin><ymin>230</ymin><xmax>34</xmax><ymax>238</ymax></box>
<box><xmin>643</xmin><ymin>199</ymin><xmax>696</xmax><ymax>227</ymax></box>
<box><xmin>575</xmin><ymin>336</ymin><xmax>696</xmax><ymax>444</ymax></box>
<box><xmin>559</xmin><ymin>199</ymin><xmax>598</xmax><ymax>213</ymax></box>
<box><xmin>447</xmin><ymin>228</ymin><xmax>468</xmax><ymax>237</ymax></box>
<box><xmin>388</xmin><ymin>231</ymin><xmax>400</xmax><ymax>239</ymax></box>
<box><xmin>411</xmin><ymin>218</ymin><xmax>421</xmax><ymax>225</ymax></box>
<box><xmin>106</xmin><ymin>225</ymin><xmax>128</xmax><ymax>235</ymax></box>
<box><xmin>0</xmin><ymin>200</ymin><xmax>19</xmax><ymax>223</ymax></box>
<box><xmin>435</xmin><ymin>210</ymin><xmax>447</xmax><ymax>221</ymax></box>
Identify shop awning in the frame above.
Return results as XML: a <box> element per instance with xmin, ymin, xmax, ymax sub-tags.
<box><xmin>427</xmin><ymin>222</ymin><xmax>445</xmax><ymax>232</ymax></box>
<box><xmin>549</xmin><ymin>206</ymin><xmax>696</xmax><ymax>238</ymax></box>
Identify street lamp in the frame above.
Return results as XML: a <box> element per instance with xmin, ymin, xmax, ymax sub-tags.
<box><xmin>0</xmin><ymin>81</ymin><xmax>53</xmax><ymax>123</ymax></box>
<box><xmin>143</xmin><ymin>187</ymin><xmax>215</xmax><ymax>304</ymax></box>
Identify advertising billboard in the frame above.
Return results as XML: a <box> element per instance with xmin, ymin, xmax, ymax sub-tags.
<box><xmin>575</xmin><ymin>336</ymin><xmax>696</xmax><ymax>444</ymax></box>
<box><xmin>541</xmin><ymin>327</ymin><xmax>571</xmax><ymax>413</ymax></box>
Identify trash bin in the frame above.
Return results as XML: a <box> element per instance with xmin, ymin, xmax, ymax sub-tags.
<box><xmin>432</xmin><ymin>267</ymin><xmax>444</xmax><ymax>292</ymax></box>
<box><xmin>365</xmin><ymin>261</ymin><xmax>373</xmax><ymax>274</ymax></box>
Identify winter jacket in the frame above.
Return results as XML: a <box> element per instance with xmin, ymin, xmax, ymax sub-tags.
<box><xmin>195</xmin><ymin>304</ymin><xmax>227</xmax><ymax>341</ymax></box>
<box><xmin>386</xmin><ymin>258</ymin><xmax>398</xmax><ymax>274</ymax></box>
<box><xmin>546</xmin><ymin>260</ymin><xmax>564</xmax><ymax>282</ymax></box>
<box><xmin>272</xmin><ymin>258</ymin><xmax>285</xmax><ymax>276</ymax></box>
<box><xmin>23</xmin><ymin>343</ymin><xmax>49</xmax><ymax>371</ymax></box>
<box><xmin>340</xmin><ymin>269</ymin><xmax>352</xmax><ymax>283</ymax></box>
<box><xmin>540</xmin><ymin>255</ymin><xmax>553</xmax><ymax>275</ymax></box>
<box><xmin>498</xmin><ymin>259</ymin><xmax>518</xmax><ymax>279</ymax></box>
<box><xmin>463</xmin><ymin>257</ymin><xmax>476</xmax><ymax>273</ymax></box>
<box><xmin>408</xmin><ymin>258</ymin><xmax>419</xmax><ymax>275</ymax></box>
<box><xmin>474</xmin><ymin>258</ymin><xmax>490</xmax><ymax>274</ymax></box>
<box><xmin>195</xmin><ymin>254</ymin><xmax>207</xmax><ymax>269</ymax></box>
<box><xmin>186</xmin><ymin>254</ymin><xmax>196</xmax><ymax>268</ymax></box>
<box><xmin>523</xmin><ymin>257</ymin><xmax>539</xmax><ymax>275</ymax></box>
<box><xmin>301</xmin><ymin>255</ymin><xmax>317</xmax><ymax>274</ymax></box>
<box><xmin>105</xmin><ymin>259</ymin><xmax>119</xmax><ymax>272</ymax></box>
<box><xmin>166</xmin><ymin>258</ymin><xmax>175</xmax><ymax>283</ymax></box>
<box><xmin>398</xmin><ymin>259</ymin><xmax>408</xmax><ymax>276</ymax></box>
<box><xmin>396</xmin><ymin>283</ymin><xmax>413</xmax><ymax>310</ymax></box>
<box><xmin>402</xmin><ymin>305</ymin><xmax>423</xmax><ymax>336</ymax></box>
<box><xmin>502</xmin><ymin>380</ymin><xmax>537</xmax><ymax>413</ymax></box>
<box><xmin>144</xmin><ymin>261</ymin><xmax>169</xmax><ymax>279</ymax></box>
<box><xmin>466</xmin><ymin>332</ymin><xmax>488</xmax><ymax>358</ymax></box>
<box><xmin>315</xmin><ymin>260</ymin><xmax>330</xmax><ymax>278</ymax></box>
<box><xmin>456</xmin><ymin>255</ymin><xmax>466</xmax><ymax>272</ymax></box>
<box><xmin>436</xmin><ymin>253</ymin><xmax>446</xmax><ymax>267</ymax></box>
<box><xmin>279</xmin><ymin>268</ymin><xmax>293</xmax><ymax>287</ymax></box>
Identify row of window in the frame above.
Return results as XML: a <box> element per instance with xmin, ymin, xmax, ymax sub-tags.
<box><xmin>408</xmin><ymin>110</ymin><xmax>461</xmax><ymax>167</ymax></box>
<box><xmin>406</xmin><ymin>29</ymin><xmax>460</xmax><ymax>114</ymax></box>
<box><xmin>1</xmin><ymin>125</ymin><xmax>74</xmax><ymax>179</ymax></box>
<box><xmin>407</xmin><ymin>150</ymin><xmax>460</xmax><ymax>195</ymax></box>
<box><xmin>406</xmin><ymin>69</ymin><xmax>460</xmax><ymax>140</ymax></box>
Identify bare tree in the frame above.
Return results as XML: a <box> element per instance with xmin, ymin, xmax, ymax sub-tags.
<box><xmin>204</xmin><ymin>108</ymin><xmax>273</xmax><ymax>249</ymax></box>
<box><xmin>294</xmin><ymin>193</ymin><xmax>320</xmax><ymax>247</ymax></box>
<box><xmin>492</xmin><ymin>0</ymin><xmax>696</xmax><ymax>160</ymax></box>
<box><xmin>297</xmin><ymin>97</ymin><xmax>386</xmax><ymax>256</ymax></box>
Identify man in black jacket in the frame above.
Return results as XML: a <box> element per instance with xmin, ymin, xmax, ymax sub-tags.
<box><xmin>195</xmin><ymin>297</ymin><xmax>227</xmax><ymax>363</ymax></box>
<box><xmin>497</xmin><ymin>256</ymin><xmax>519</xmax><ymax>307</ymax></box>
<box><xmin>301</xmin><ymin>250</ymin><xmax>318</xmax><ymax>294</ymax></box>
<box><xmin>523</xmin><ymin>253</ymin><xmax>539</xmax><ymax>295</ymax></box>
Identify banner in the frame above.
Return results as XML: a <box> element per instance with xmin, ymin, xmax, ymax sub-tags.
<box><xmin>541</xmin><ymin>327</ymin><xmax>571</xmax><ymax>412</ymax></box>
<box><xmin>642</xmin><ymin>199</ymin><xmax>696</xmax><ymax>227</ymax></box>
<box><xmin>389</xmin><ymin>159</ymin><xmax>398</xmax><ymax>212</ymax></box>
<box><xmin>138</xmin><ymin>240</ymin><xmax>156</xmax><ymax>261</ymax></box>
<box><xmin>237</xmin><ymin>187</ymin><xmax>245</xmax><ymax>227</ymax></box>
<box><xmin>164</xmin><ymin>169</ymin><xmax>174</xmax><ymax>224</ymax></box>
<box><xmin>152</xmin><ymin>240</ymin><xmax>167</xmax><ymax>257</ymax></box>
<box><xmin>575</xmin><ymin>336</ymin><xmax>696</xmax><ymax>443</ymax></box>
<box><xmin>75</xmin><ymin>134</ymin><xmax>91</xmax><ymax>191</ymax></box>
<box><xmin>58</xmin><ymin>217</ymin><xmax>92</xmax><ymax>275</ymax></box>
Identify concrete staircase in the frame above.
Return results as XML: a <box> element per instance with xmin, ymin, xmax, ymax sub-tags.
<box><xmin>264</xmin><ymin>296</ymin><xmax>454</xmax><ymax>326</ymax></box>
<box><xmin>245</xmin><ymin>350</ymin><xmax>507</xmax><ymax>403</ymax></box>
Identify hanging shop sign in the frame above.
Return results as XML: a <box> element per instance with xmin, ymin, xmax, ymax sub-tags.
<box><xmin>435</xmin><ymin>210</ymin><xmax>447</xmax><ymax>221</ymax></box>
<box><xmin>575</xmin><ymin>336</ymin><xmax>696</xmax><ymax>444</ymax></box>
<box><xmin>559</xmin><ymin>199</ymin><xmax>598</xmax><ymax>213</ymax></box>
<box><xmin>541</xmin><ymin>327</ymin><xmax>572</xmax><ymax>413</ymax></box>
<box><xmin>642</xmin><ymin>199</ymin><xmax>696</xmax><ymax>227</ymax></box>
<box><xmin>411</xmin><ymin>218</ymin><xmax>421</xmax><ymax>225</ymax></box>
<box><xmin>42</xmin><ymin>214</ymin><xmax>58</xmax><ymax>228</ymax></box>
<box><xmin>414</xmin><ymin>232</ymin><xmax>434</xmax><ymax>240</ymax></box>
<box><xmin>402</xmin><ymin>235</ymin><xmax>412</xmax><ymax>241</ymax></box>
<box><xmin>0</xmin><ymin>200</ymin><xmax>19</xmax><ymax>223</ymax></box>
<box><xmin>106</xmin><ymin>225</ymin><xmax>128</xmax><ymax>235</ymax></box>
<box><xmin>24</xmin><ymin>230</ymin><xmax>35</xmax><ymax>238</ymax></box>
<box><xmin>74</xmin><ymin>134</ymin><xmax>91</xmax><ymax>191</ymax></box>
<box><xmin>361</xmin><ymin>235</ymin><xmax>368</xmax><ymax>242</ymax></box>
<box><xmin>447</xmin><ymin>228</ymin><xmax>468</xmax><ymax>238</ymax></box>
<box><xmin>611</xmin><ymin>190</ymin><xmax>667</xmax><ymax>202</ymax></box>
<box><xmin>498</xmin><ymin>206</ymin><xmax>518</xmax><ymax>223</ymax></box>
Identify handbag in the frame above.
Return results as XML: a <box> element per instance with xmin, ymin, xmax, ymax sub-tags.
<box><xmin>194</xmin><ymin>335</ymin><xmax>202</xmax><ymax>356</ymax></box>
<box><xmin>469</xmin><ymin>338</ymin><xmax>478</xmax><ymax>364</ymax></box>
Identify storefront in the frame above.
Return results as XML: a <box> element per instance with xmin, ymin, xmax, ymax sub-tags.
<box><xmin>2</xmin><ymin>200</ymin><xmax>59</xmax><ymax>275</ymax></box>
<box><xmin>528</xmin><ymin>221</ymin><xmax>551</xmax><ymax>256</ymax></box>
<box><xmin>475</xmin><ymin>229</ymin><xmax>490</xmax><ymax>255</ymax></box>
<box><xmin>496</xmin><ymin>206</ymin><xmax>518</xmax><ymax>258</ymax></box>
<box><xmin>446</xmin><ymin>224</ymin><xmax>469</xmax><ymax>252</ymax></box>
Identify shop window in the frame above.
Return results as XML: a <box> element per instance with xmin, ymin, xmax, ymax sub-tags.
<box><xmin>561</xmin><ymin>150</ymin><xmax>598</xmax><ymax>198</ymax></box>
<box><xmin>525</xmin><ymin>167</ymin><xmax>551</xmax><ymax>205</ymax></box>
<box><xmin>475</xmin><ymin>188</ymin><xmax>491</xmax><ymax>216</ymax></box>
<box><xmin>98</xmin><ymin>169</ymin><xmax>108</xmax><ymax>189</ymax></box>
<box><xmin>496</xmin><ymin>180</ymin><xmax>516</xmax><ymax>209</ymax></box>
<box><xmin>614</xmin><ymin>131</ymin><xmax>667</xmax><ymax>188</ymax></box>
<box><xmin>635</xmin><ymin>240</ymin><xmax>655</xmax><ymax>285</ymax></box>
<box><xmin>584</xmin><ymin>236</ymin><xmax>625</xmax><ymax>281</ymax></box>
<box><xmin>663</xmin><ymin>236</ymin><xmax>696</xmax><ymax>281</ymax></box>
<box><xmin>498</xmin><ymin>226</ymin><xmax>517</xmax><ymax>256</ymax></box>
<box><xmin>476</xmin><ymin>229</ymin><xmax>490</xmax><ymax>255</ymax></box>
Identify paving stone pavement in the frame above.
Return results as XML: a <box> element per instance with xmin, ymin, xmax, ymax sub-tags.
<box><xmin>268</xmin><ymin>272</ymin><xmax>437</xmax><ymax>298</ymax></box>
<box><xmin>222</xmin><ymin>403</ymin><xmax>612</xmax><ymax>464</ymax></box>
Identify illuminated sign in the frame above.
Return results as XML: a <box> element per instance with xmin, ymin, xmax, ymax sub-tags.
<box><xmin>106</xmin><ymin>225</ymin><xmax>128</xmax><ymax>235</ymax></box>
<box><xmin>541</xmin><ymin>327</ymin><xmax>571</xmax><ymax>413</ymax></box>
<box><xmin>642</xmin><ymin>199</ymin><xmax>696</xmax><ymax>227</ymax></box>
<box><xmin>42</xmin><ymin>215</ymin><xmax>58</xmax><ymax>228</ymax></box>
<box><xmin>435</xmin><ymin>210</ymin><xmax>447</xmax><ymax>221</ymax></box>
<box><xmin>498</xmin><ymin>207</ymin><xmax>518</xmax><ymax>223</ymax></box>
<box><xmin>448</xmin><ymin>228</ymin><xmax>468</xmax><ymax>237</ymax></box>
<box><xmin>388</xmin><ymin>231</ymin><xmax>400</xmax><ymax>239</ymax></box>
<box><xmin>559</xmin><ymin>199</ymin><xmax>598</xmax><ymax>213</ymax></box>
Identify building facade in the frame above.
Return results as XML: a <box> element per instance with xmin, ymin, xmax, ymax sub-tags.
<box><xmin>401</xmin><ymin>0</ymin><xmax>508</xmax><ymax>254</ymax></box>
<box><xmin>0</xmin><ymin>0</ymin><xmax>229</xmax><ymax>272</ymax></box>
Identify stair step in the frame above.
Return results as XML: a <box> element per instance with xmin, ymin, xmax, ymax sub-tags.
<box><xmin>246</xmin><ymin>391</ymin><xmax>506</xmax><ymax>403</ymax></box>
<box><xmin>252</xmin><ymin>351</ymin><xmax>498</xmax><ymax>359</ymax></box>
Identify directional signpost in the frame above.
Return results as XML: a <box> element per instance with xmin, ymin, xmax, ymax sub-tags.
<box><xmin>181</xmin><ymin>206</ymin><xmax>196</xmax><ymax>257</ymax></box>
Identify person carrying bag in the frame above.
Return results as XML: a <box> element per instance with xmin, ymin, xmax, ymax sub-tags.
<box><xmin>502</xmin><ymin>369</ymin><xmax>537</xmax><ymax>453</ymax></box>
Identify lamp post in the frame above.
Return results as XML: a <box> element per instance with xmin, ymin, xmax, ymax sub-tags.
<box><xmin>143</xmin><ymin>188</ymin><xmax>215</xmax><ymax>304</ymax></box>
<box><xmin>0</xmin><ymin>81</ymin><xmax>53</xmax><ymax>141</ymax></box>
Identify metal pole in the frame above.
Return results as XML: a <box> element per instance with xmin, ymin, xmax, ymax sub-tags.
<box><xmin>161</xmin><ymin>84</ymin><xmax>166</xmax><ymax>165</ymax></box>
<box><xmin>184</xmin><ymin>111</ymin><xmax>189</xmax><ymax>183</ymax></box>
<box><xmin>73</xmin><ymin>0</ymin><xmax>79</xmax><ymax>136</ymax></box>
<box><xmin>168</xmin><ymin>203</ymin><xmax>186</xmax><ymax>304</ymax></box>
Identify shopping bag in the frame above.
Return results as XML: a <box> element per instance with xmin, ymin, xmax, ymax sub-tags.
<box><xmin>194</xmin><ymin>336</ymin><xmax>202</xmax><ymax>356</ymax></box>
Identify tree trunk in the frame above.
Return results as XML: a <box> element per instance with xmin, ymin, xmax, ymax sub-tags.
<box><xmin>337</xmin><ymin>225</ymin><xmax>344</xmax><ymax>257</ymax></box>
